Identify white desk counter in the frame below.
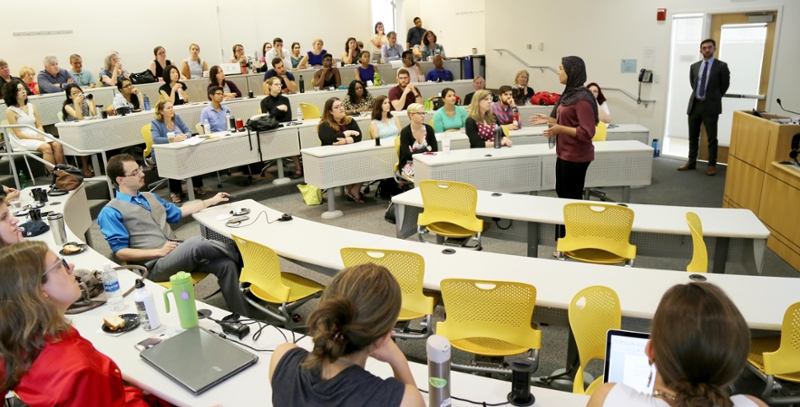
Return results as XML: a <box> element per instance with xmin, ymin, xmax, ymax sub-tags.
<box><xmin>392</xmin><ymin>189</ymin><xmax>769</xmax><ymax>274</ymax></box>
<box><xmin>509</xmin><ymin>123</ymin><xmax>650</xmax><ymax>145</ymax></box>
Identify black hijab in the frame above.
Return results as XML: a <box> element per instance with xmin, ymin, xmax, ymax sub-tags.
<box><xmin>550</xmin><ymin>56</ymin><xmax>599</xmax><ymax>125</ymax></box>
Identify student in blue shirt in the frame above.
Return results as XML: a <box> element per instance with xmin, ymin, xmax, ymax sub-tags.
<box><xmin>425</xmin><ymin>55</ymin><xmax>454</xmax><ymax>82</ymax></box>
<box><xmin>200</xmin><ymin>86</ymin><xmax>231</xmax><ymax>132</ymax></box>
<box><xmin>68</xmin><ymin>54</ymin><xmax>95</xmax><ymax>88</ymax></box>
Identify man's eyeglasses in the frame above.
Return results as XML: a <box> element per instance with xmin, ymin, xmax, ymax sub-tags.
<box><xmin>213</xmin><ymin>92</ymin><xmax>224</xmax><ymax>96</ymax></box>
<box><xmin>124</xmin><ymin>166</ymin><xmax>144</xmax><ymax>177</ymax></box>
<box><xmin>43</xmin><ymin>257</ymin><xmax>69</xmax><ymax>277</ymax></box>
<box><xmin>412</xmin><ymin>112</ymin><xmax>426</xmax><ymax>116</ymax></box>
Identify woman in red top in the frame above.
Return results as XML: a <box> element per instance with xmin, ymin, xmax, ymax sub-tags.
<box><xmin>0</xmin><ymin>241</ymin><xmax>168</xmax><ymax>407</ymax></box>
<box><xmin>530</xmin><ymin>56</ymin><xmax>598</xmax><ymax>238</ymax></box>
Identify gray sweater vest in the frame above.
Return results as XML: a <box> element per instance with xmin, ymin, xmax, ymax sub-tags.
<box><xmin>106</xmin><ymin>192</ymin><xmax>176</xmax><ymax>267</ymax></box>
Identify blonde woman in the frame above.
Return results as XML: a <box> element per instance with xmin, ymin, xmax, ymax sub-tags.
<box><xmin>512</xmin><ymin>69</ymin><xmax>535</xmax><ymax>106</ymax></box>
<box><xmin>299</xmin><ymin>38</ymin><xmax>328</xmax><ymax>69</ymax></box>
<box><xmin>398</xmin><ymin>103</ymin><xmax>437</xmax><ymax>179</ymax></box>
<box><xmin>180</xmin><ymin>43</ymin><xmax>209</xmax><ymax>79</ymax></box>
<box><xmin>19</xmin><ymin>66</ymin><xmax>38</xmax><ymax>95</ymax></box>
<box><xmin>465</xmin><ymin>89</ymin><xmax>512</xmax><ymax>149</ymax></box>
<box><xmin>99</xmin><ymin>51</ymin><xmax>129</xmax><ymax>87</ymax></box>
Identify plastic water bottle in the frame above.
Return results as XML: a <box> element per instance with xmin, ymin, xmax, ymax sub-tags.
<box><xmin>143</xmin><ymin>94</ymin><xmax>151</xmax><ymax>111</ymax></box>
<box><xmin>297</xmin><ymin>107</ymin><xmax>303</xmax><ymax>121</ymax></box>
<box><xmin>103</xmin><ymin>262</ymin><xmax>124</xmax><ymax>311</ymax></box>
<box><xmin>652</xmin><ymin>139</ymin><xmax>660</xmax><ymax>157</ymax></box>
<box><xmin>442</xmin><ymin>133</ymin><xmax>451</xmax><ymax>153</ymax></box>
<box><xmin>225</xmin><ymin>111</ymin><xmax>232</xmax><ymax>131</ymax></box>
<box><xmin>133</xmin><ymin>278</ymin><xmax>161</xmax><ymax>330</ymax></box>
<box><xmin>18</xmin><ymin>170</ymin><xmax>28</xmax><ymax>189</ymax></box>
<box><xmin>374</xmin><ymin>70</ymin><xmax>381</xmax><ymax>86</ymax></box>
<box><xmin>203</xmin><ymin>119</ymin><xmax>211</xmax><ymax>135</ymax></box>
<box><xmin>299</xmin><ymin>75</ymin><xmax>305</xmax><ymax>93</ymax></box>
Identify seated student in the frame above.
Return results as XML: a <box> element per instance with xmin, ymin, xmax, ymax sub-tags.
<box><xmin>587</xmin><ymin>82</ymin><xmax>612</xmax><ymax>124</ymax></box>
<box><xmin>262</xmin><ymin>58</ymin><xmax>297</xmax><ymax>94</ymax></box>
<box><xmin>398</xmin><ymin>51</ymin><xmax>423</xmax><ymax>83</ymax></box>
<box><xmin>290</xmin><ymin>42</ymin><xmax>303</xmax><ymax>69</ymax></box>
<box><xmin>491</xmin><ymin>85</ymin><xmax>519</xmax><ymax>130</ymax></box>
<box><xmin>262</xmin><ymin>77</ymin><xmax>303</xmax><ymax>179</ymax></box>
<box><xmin>399</xmin><ymin>103</ymin><xmax>437</xmax><ymax>179</ymax></box>
<box><xmin>354</xmin><ymin>51</ymin><xmax>376</xmax><ymax>83</ymax></box>
<box><xmin>313</xmin><ymin>54</ymin><xmax>341</xmax><ymax>89</ymax></box>
<box><xmin>264</xmin><ymin>38</ymin><xmax>291</xmax><ymax>71</ymax></box>
<box><xmin>0</xmin><ymin>195</ymin><xmax>23</xmax><ymax>247</ymax></box>
<box><xmin>148</xmin><ymin>46</ymin><xmax>178</xmax><ymax>79</ymax></box>
<box><xmin>99</xmin><ymin>52</ymin><xmax>130</xmax><ymax>87</ymax></box>
<box><xmin>256</xmin><ymin>42</ymin><xmax>272</xmax><ymax>71</ymax></box>
<box><xmin>150</xmin><ymin>99</ymin><xmax>204</xmax><ymax>203</ymax></box>
<box><xmin>432</xmin><ymin>87</ymin><xmax>467</xmax><ymax>133</ymax></box>
<box><xmin>317</xmin><ymin>97</ymin><xmax>364</xmax><ymax>202</ymax></box>
<box><xmin>37</xmin><ymin>56</ymin><xmax>76</xmax><ymax>94</ymax></box>
<box><xmin>341</xmin><ymin>37</ymin><xmax>361</xmax><ymax>65</ymax></box>
<box><xmin>270</xmin><ymin>263</ymin><xmax>425</xmax><ymax>407</ymax></box>
<box><xmin>463</xmin><ymin>76</ymin><xmax>497</xmax><ymax>106</ymax></box>
<box><xmin>369</xmin><ymin>95</ymin><xmax>402</xmax><ymax>140</ymax></box>
<box><xmin>382</xmin><ymin>31</ymin><xmax>404</xmax><ymax>62</ymax></box>
<box><xmin>343</xmin><ymin>80</ymin><xmax>374</xmax><ymax>115</ymax></box>
<box><xmin>465</xmin><ymin>90</ymin><xmax>512</xmax><ymax>149</ymax></box>
<box><xmin>371</xmin><ymin>22</ymin><xmax>388</xmax><ymax>62</ymax></box>
<box><xmin>68</xmin><ymin>54</ymin><xmax>96</xmax><ymax>88</ymax></box>
<box><xmin>4</xmin><ymin>80</ymin><xmax>65</xmax><ymax>167</ymax></box>
<box><xmin>299</xmin><ymin>38</ymin><xmax>327</xmax><ymax>69</ymax></box>
<box><xmin>419</xmin><ymin>30</ymin><xmax>446</xmax><ymax>61</ymax></box>
<box><xmin>0</xmin><ymin>59</ymin><xmax>31</xmax><ymax>95</ymax></box>
<box><xmin>180</xmin><ymin>43</ymin><xmax>209</xmax><ymax>80</ymax></box>
<box><xmin>200</xmin><ymin>86</ymin><xmax>231</xmax><ymax>132</ymax></box>
<box><xmin>230</xmin><ymin>43</ymin><xmax>249</xmax><ymax>71</ymax></box>
<box><xmin>389</xmin><ymin>69</ymin><xmax>423</xmax><ymax>111</ymax></box>
<box><xmin>62</xmin><ymin>84</ymin><xmax>97</xmax><ymax>176</ymax></box>
<box><xmin>425</xmin><ymin>55</ymin><xmax>454</xmax><ymax>82</ymax></box>
<box><xmin>208</xmin><ymin>65</ymin><xmax>242</xmax><ymax>100</ymax></box>
<box><xmin>112</xmin><ymin>78</ymin><xmax>141</xmax><ymax>113</ymax></box>
<box><xmin>0</xmin><ymin>241</ymin><xmax>172</xmax><ymax>407</ymax></box>
<box><xmin>158</xmin><ymin>65</ymin><xmax>188</xmax><ymax>106</ymax></box>
<box><xmin>512</xmin><ymin>69</ymin><xmax>535</xmax><ymax>106</ymax></box>
<box><xmin>98</xmin><ymin>154</ymin><xmax>250</xmax><ymax>315</ymax></box>
<box><xmin>19</xmin><ymin>66</ymin><xmax>39</xmax><ymax>95</ymax></box>
<box><xmin>587</xmin><ymin>282</ymin><xmax>767</xmax><ymax>407</ymax></box>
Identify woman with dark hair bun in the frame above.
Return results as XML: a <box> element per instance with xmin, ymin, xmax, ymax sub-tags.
<box><xmin>269</xmin><ymin>263</ymin><xmax>424</xmax><ymax>407</ymax></box>
<box><xmin>587</xmin><ymin>282</ymin><xmax>767</xmax><ymax>407</ymax></box>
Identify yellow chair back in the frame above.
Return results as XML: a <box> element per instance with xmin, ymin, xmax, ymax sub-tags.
<box><xmin>763</xmin><ymin>302</ymin><xmax>800</xmax><ymax>376</ymax></box>
<box><xmin>394</xmin><ymin>135</ymin><xmax>402</xmax><ymax>172</ymax></box>
<box><xmin>558</xmin><ymin>202</ymin><xmax>637</xmax><ymax>263</ymax></box>
<box><xmin>418</xmin><ymin>180</ymin><xmax>484</xmax><ymax>233</ymax></box>
<box><xmin>299</xmin><ymin>103</ymin><xmax>321</xmax><ymax>120</ymax></box>
<box><xmin>436</xmin><ymin>278</ymin><xmax>542</xmax><ymax>354</ymax></box>
<box><xmin>141</xmin><ymin>124</ymin><xmax>154</xmax><ymax>158</ymax></box>
<box><xmin>569</xmin><ymin>286</ymin><xmax>621</xmax><ymax>394</ymax></box>
<box><xmin>195</xmin><ymin>122</ymin><xmax>203</xmax><ymax>135</ymax></box>
<box><xmin>340</xmin><ymin>248</ymin><xmax>435</xmax><ymax>318</ymax></box>
<box><xmin>232</xmin><ymin>234</ymin><xmax>291</xmax><ymax>303</ymax></box>
<box><xmin>593</xmin><ymin>122</ymin><xmax>607</xmax><ymax>142</ymax></box>
<box><xmin>685</xmin><ymin>212</ymin><xmax>708</xmax><ymax>273</ymax></box>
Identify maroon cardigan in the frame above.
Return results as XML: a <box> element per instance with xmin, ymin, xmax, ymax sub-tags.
<box><xmin>555</xmin><ymin>99</ymin><xmax>596</xmax><ymax>162</ymax></box>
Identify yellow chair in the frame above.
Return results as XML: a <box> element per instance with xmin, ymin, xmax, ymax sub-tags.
<box><xmin>685</xmin><ymin>212</ymin><xmax>708</xmax><ymax>273</ymax></box>
<box><xmin>557</xmin><ymin>202</ymin><xmax>637</xmax><ymax>266</ymax></box>
<box><xmin>154</xmin><ymin>272</ymin><xmax>210</xmax><ymax>289</ymax></box>
<box><xmin>593</xmin><ymin>121</ymin><xmax>607</xmax><ymax>142</ymax></box>
<box><xmin>195</xmin><ymin>122</ymin><xmax>204</xmax><ymax>135</ymax></box>
<box><xmin>569</xmin><ymin>286</ymin><xmax>621</xmax><ymax>395</ymax></box>
<box><xmin>299</xmin><ymin>103</ymin><xmax>320</xmax><ymax>120</ymax></box>
<box><xmin>436</xmin><ymin>278</ymin><xmax>542</xmax><ymax>374</ymax></box>
<box><xmin>340</xmin><ymin>248</ymin><xmax>437</xmax><ymax>339</ymax></box>
<box><xmin>232</xmin><ymin>234</ymin><xmax>323</xmax><ymax>328</ymax></box>
<box><xmin>584</xmin><ymin>122</ymin><xmax>609</xmax><ymax>201</ymax></box>
<box><xmin>417</xmin><ymin>180</ymin><xmax>487</xmax><ymax>249</ymax></box>
<box><xmin>747</xmin><ymin>302</ymin><xmax>800</xmax><ymax>404</ymax></box>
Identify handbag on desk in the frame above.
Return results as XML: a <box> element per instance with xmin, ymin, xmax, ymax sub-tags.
<box><xmin>67</xmin><ymin>265</ymin><xmax>148</xmax><ymax>314</ymax></box>
<box><xmin>130</xmin><ymin>69</ymin><xmax>157</xmax><ymax>84</ymax></box>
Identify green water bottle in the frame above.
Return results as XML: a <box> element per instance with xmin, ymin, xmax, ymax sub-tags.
<box><xmin>373</xmin><ymin>70</ymin><xmax>381</xmax><ymax>86</ymax></box>
<box><xmin>163</xmin><ymin>271</ymin><xmax>198</xmax><ymax>329</ymax></box>
<box><xmin>18</xmin><ymin>170</ymin><xmax>28</xmax><ymax>189</ymax></box>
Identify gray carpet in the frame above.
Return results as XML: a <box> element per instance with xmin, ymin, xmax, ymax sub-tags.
<box><xmin>86</xmin><ymin>156</ymin><xmax>798</xmax><ymax>397</ymax></box>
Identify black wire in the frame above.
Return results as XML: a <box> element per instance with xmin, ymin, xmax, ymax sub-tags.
<box><xmin>208</xmin><ymin>329</ymin><xmax>274</xmax><ymax>352</ymax></box>
<box><xmin>225</xmin><ymin>210</ymin><xmax>276</xmax><ymax>228</ymax></box>
<box><xmin>494</xmin><ymin>218</ymin><xmax>513</xmax><ymax>231</ymax></box>
<box><xmin>417</xmin><ymin>388</ymin><xmax>510</xmax><ymax>406</ymax></box>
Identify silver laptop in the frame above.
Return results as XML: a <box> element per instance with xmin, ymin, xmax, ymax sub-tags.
<box><xmin>140</xmin><ymin>327</ymin><xmax>258</xmax><ymax>395</ymax></box>
<box><xmin>603</xmin><ymin>329</ymin><xmax>654</xmax><ymax>393</ymax></box>
<box><xmin>219</xmin><ymin>63</ymin><xmax>242</xmax><ymax>75</ymax></box>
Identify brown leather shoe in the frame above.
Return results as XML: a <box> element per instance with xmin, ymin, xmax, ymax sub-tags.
<box><xmin>707</xmin><ymin>165</ymin><xmax>716</xmax><ymax>176</ymax></box>
<box><xmin>677</xmin><ymin>162</ymin><xmax>696</xmax><ymax>171</ymax></box>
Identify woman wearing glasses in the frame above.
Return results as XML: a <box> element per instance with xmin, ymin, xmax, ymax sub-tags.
<box><xmin>112</xmin><ymin>78</ymin><xmax>140</xmax><ymax>114</ymax></box>
<box><xmin>0</xmin><ymin>241</ymin><xmax>170</xmax><ymax>406</ymax></box>
<box><xmin>398</xmin><ymin>103</ymin><xmax>437</xmax><ymax>179</ymax></box>
<box><xmin>61</xmin><ymin>83</ymin><xmax>97</xmax><ymax>177</ymax></box>
<box><xmin>318</xmin><ymin>97</ymin><xmax>364</xmax><ymax>202</ymax></box>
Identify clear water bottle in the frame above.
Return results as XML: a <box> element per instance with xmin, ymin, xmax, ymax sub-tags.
<box><xmin>18</xmin><ymin>170</ymin><xmax>28</xmax><ymax>189</ymax></box>
<box><xmin>144</xmin><ymin>94</ymin><xmax>151</xmax><ymax>111</ymax></box>
<box><xmin>652</xmin><ymin>139</ymin><xmax>660</xmax><ymax>157</ymax></box>
<box><xmin>103</xmin><ymin>262</ymin><xmax>124</xmax><ymax>311</ymax></box>
<box><xmin>203</xmin><ymin>119</ymin><xmax>211</xmax><ymax>135</ymax></box>
<box><xmin>297</xmin><ymin>107</ymin><xmax>303</xmax><ymax>121</ymax></box>
<box><xmin>442</xmin><ymin>133</ymin><xmax>451</xmax><ymax>154</ymax></box>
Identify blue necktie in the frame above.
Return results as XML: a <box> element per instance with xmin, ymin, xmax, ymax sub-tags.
<box><xmin>698</xmin><ymin>62</ymin><xmax>709</xmax><ymax>99</ymax></box>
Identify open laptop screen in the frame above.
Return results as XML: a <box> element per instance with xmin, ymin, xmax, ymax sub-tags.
<box><xmin>603</xmin><ymin>329</ymin><xmax>654</xmax><ymax>394</ymax></box>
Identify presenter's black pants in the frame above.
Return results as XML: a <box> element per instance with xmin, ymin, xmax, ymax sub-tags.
<box><xmin>555</xmin><ymin>158</ymin><xmax>591</xmax><ymax>239</ymax></box>
<box><xmin>687</xmin><ymin>101</ymin><xmax>719</xmax><ymax>166</ymax></box>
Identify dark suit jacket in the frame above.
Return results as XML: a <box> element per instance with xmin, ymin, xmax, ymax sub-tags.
<box><xmin>687</xmin><ymin>58</ymin><xmax>730</xmax><ymax>115</ymax></box>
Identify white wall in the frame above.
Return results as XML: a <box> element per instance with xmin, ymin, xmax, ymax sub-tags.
<box><xmin>400</xmin><ymin>0</ymin><xmax>485</xmax><ymax>57</ymax></box>
<box><xmin>485</xmin><ymin>0</ymin><xmax>800</xmax><ymax>144</ymax></box>
<box><xmin>0</xmin><ymin>0</ymin><xmax>373</xmax><ymax>80</ymax></box>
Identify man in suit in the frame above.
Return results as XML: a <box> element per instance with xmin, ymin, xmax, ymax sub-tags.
<box><xmin>679</xmin><ymin>38</ymin><xmax>730</xmax><ymax>176</ymax></box>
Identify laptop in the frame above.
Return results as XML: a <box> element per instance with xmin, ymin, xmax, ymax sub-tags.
<box><xmin>140</xmin><ymin>327</ymin><xmax>258</xmax><ymax>395</ymax></box>
<box><xmin>602</xmin><ymin>329</ymin><xmax>654</xmax><ymax>394</ymax></box>
<box><xmin>219</xmin><ymin>63</ymin><xmax>242</xmax><ymax>75</ymax></box>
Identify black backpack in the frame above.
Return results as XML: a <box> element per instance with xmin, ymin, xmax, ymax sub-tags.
<box><xmin>376</xmin><ymin>178</ymin><xmax>403</xmax><ymax>199</ymax></box>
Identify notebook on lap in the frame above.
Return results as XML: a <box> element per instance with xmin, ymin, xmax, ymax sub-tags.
<box><xmin>139</xmin><ymin>327</ymin><xmax>258</xmax><ymax>395</ymax></box>
<box><xmin>602</xmin><ymin>329</ymin><xmax>654</xmax><ymax>394</ymax></box>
